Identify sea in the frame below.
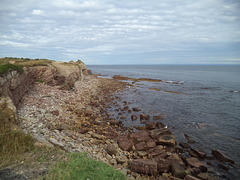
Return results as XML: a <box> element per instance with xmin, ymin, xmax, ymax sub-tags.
<box><xmin>87</xmin><ymin>65</ymin><xmax>240</xmax><ymax>179</ymax></box>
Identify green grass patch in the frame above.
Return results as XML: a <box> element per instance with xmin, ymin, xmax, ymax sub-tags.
<box><xmin>0</xmin><ymin>64</ymin><xmax>23</xmax><ymax>75</ymax></box>
<box><xmin>36</xmin><ymin>79</ymin><xmax>46</xmax><ymax>83</ymax></box>
<box><xmin>0</xmin><ymin>125</ymin><xmax>34</xmax><ymax>167</ymax></box>
<box><xmin>45</xmin><ymin>153</ymin><xmax>126</xmax><ymax>180</ymax></box>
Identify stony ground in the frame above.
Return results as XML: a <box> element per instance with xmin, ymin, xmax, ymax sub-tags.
<box><xmin>0</xmin><ymin>75</ymin><xmax>234</xmax><ymax>180</ymax></box>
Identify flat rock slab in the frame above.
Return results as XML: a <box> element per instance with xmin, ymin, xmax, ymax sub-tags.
<box><xmin>212</xmin><ymin>149</ymin><xmax>234</xmax><ymax>164</ymax></box>
<box><xmin>186</xmin><ymin>157</ymin><xmax>207</xmax><ymax>172</ymax></box>
<box><xmin>131</xmin><ymin>159</ymin><xmax>158</xmax><ymax>175</ymax></box>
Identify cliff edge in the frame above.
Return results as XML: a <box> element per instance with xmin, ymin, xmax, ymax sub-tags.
<box><xmin>0</xmin><ymin>58</ymin><xmax>88</xmax><ymax>125</ymax></box>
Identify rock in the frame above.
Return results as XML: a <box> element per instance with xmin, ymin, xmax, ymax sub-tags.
<box><xmin>156</xmin><ymin>122</ymin><xmax>165</xmax><ymax>129</ymax></box>
<box><xmin>212</xmin><ymin>149</ymin><xmax>234</xmax><ymax>164</ymax></box>
<box><xmin>145</xmin><ymin>122</ymin><xmax>157</xmax><ymax>130</ymax></box>
<box><xmin>133</xmin><ymin>108</ymin><xmax>142</xmax><ymax>112</ymax></box>
<box><xmin>116</xmin><ymin>155</ymin><xmax>128</xmax><ymax>164</ymax></box>
<box><xmin>184</xmin><ymin>175</ymin><xmax>201</xmax><ymax>180</ymax></box>
<box><xmin>105</xmin><ymin>144</ymin><xmax>118</xmax><ymax>156</ymax></box>
<box><xmin>131</xmin><ymin>115</ymin><xmax>138</xmax><ymax>121</ymax></box>
<box><xmin>137</xmin><ymin>151</ymin><xmax>148</xmax><ymax>157</ymax></box>
<box><xmin>171</xmin><ymin>162</ymin><xmax>186</xmax><ymax>178</ymax></box>
<box><xmin>130</xmin><ymin>159</ymin><xmax>158</xmax><ymax>175</ymax></box>
<box><xmin>135</xmin><ymin>142</ymin><xmax>146</xmax><ymax>151</ymax></box>
<box><xmin>117</xmin><ymin>135</ymin><xmax>134</xmax><ymax>151</ymax></box>
<box><xmin>122</xmin><ymin>106</ymin><xmax>129</xmax><ymax>111</ymax></box>
<box><xmin>49</xmin><ymin>138</ymin><xmax>64</xmax><ymax>147</ymax></box>
<box><xmin>184</xmin><ymin>134</ymin><xmax>195</xmax><ymax>144</ymax></box>
<box><xmin>186</xmin><ymin>157</ymin><xmax>207</xmax><ymax>172</ymax></box>
<box><xmin>167</xmin><ymin>153</ymin><xmax>185</xmax><ymax>166</ymax></box>
<box><xmin>148</xmin><ymin>145</ymin><xmax>165</xmax><ymax>158</ymax></box>
<box><xmin>0</xmin><ymin>96</ymin><xmax>17</xmax><ymax>124</ymax></box>
<box><xmin>79</xmin><ymin>128</ymin><xmax>89</xmax><ymax>134</ymax></box>
<box><xmin>109</xmin><ymin>159</ymin><xmax>117</xmax><ymax>166</ymax></box>
<box><xmin>197</xmin><ymin>173</ymin><xmax>210</xmax><ymax>180</ymax></box>
<box><xmin>190</xmin><ymin>149</ymin><xmax>206</xmax><ymax>159</ymax></box>
<box><xmin>149</xmin><ymin>129</ymin><xmax>172</xmax><ymax>140</ymax></box>
<box><xmin>179</xmin><ymin>142</ymin><xmax>191</xmax><ymax>149</ymax></box>
<box><xmin>51</xmin><ymin>110</ymin><xmax>59</xmax><ymax>116</ymax></box>
<box><xmin>109</xmin><ymin>119</ymin><xmax>120</xmax><ymax>126</ymax></box>
<box><xmin>156</xmin><ymin>135</ymin><xmax>177</xmax><ymax>146</ymax></box>
<box><xmin>140</xmin><ymin>113</ymin><xmax>150</xmax><ymax>120</ymax></box>
<box><xmin>120</xmin><ymin>116</ymin><xmax>126</xmax><ymax>120</ymax></box>
<box><xmin>130</xmin><ymin>130</ymin><xmax>151</xmax><ymax>143</ymax></box>
<box><xmin>91</xmin><ymin>133</ymin><xmax>104</xmax><ymax>140</ymax></box>
<box><xmin>146</xmin><ymin>140</ymin><xmax>156</xmax><ymax>149</ymax></box>
<box><xmin>154</xmin><ymin>157</ymin><xmax>172</xmax><ymax>173</ymax></box>
<box><xmin>153</xmin><ymin>116</ymin><xmax>164</xmax><ymax>120</ymax></box>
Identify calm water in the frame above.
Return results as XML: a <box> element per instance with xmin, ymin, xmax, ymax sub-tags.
<box><xmin>87</xmin><ymin>65</ymin><xmax>240</xmax><ymax>179</ymax></box>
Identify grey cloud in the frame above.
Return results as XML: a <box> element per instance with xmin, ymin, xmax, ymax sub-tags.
<box><xmin>0</xmin><ymin>0</ymin><xmax>239</xmax><ymax>64</ymax></box>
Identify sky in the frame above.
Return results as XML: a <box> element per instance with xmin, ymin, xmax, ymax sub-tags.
<box><xmin>0</xmin><ymin>0</ymin><xmax>240</xmax><ymax>65</ymax></box>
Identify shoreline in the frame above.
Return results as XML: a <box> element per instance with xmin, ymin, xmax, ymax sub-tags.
<box><xmin>1</xmin><ymin>72</ymin><xmax>235</xmax><ymax>179</ymax></box>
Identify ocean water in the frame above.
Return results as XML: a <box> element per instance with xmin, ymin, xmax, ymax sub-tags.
<box><xmin>87</xmin><ymin>65</ymin><xmax>240</xmax><ymax>179</ymax></box>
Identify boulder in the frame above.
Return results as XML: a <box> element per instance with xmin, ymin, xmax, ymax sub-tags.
<box><xmin>171</xmin><ymin>162</ymin><xmax>186</xmax><ymax>178</ymax></box>
<box><xmin>135</xmin><ymin>142</ymin><xmax>146</xmax><ymax>151</ymax></box>
<box><xmin>186</xmin><ymin>157</ymin><xmax>207</xmax><ymax>172</ymax></box>
<box><xmin>156</xmin><ymin>122</ymin><xmax>165</xmax><ymax>129</ymax></box>
<box><xmin>156</xmin><ymin>135</ymin><xmax>177</xmax><ymax>146</ymax></box>
<box><xmin>189</xmin><ymin>149</ymin><xmax>206</xmax><ymax>159</ymax></box>
<box><xmin>122</xmin><ymin>106</ymin><xmax>129</xmax><ymax>111</ymax></box>
<box><xmin>133</xmin><ymin>108</ymin><xmax>142</xmax><ymax>112</ymax></box>
<box><xmin>146</xmin><ymin>140</ymin><xmax>156</xmax><ymax>149</ymax></box>
<box><xmin>130</xmin><ymin>130</ymin><xmax>151</xmax><ymax>143</ymax></box>
<box><xmin>148</xmin><ymin>145</ymin><xmax>165</xmax><ymax>158</ymax></box>
<box><xmin>117</xmin><ymin>135</ymin><xmax>134</xmax><ymax>151</ymax></box>
<box><xmin>131</xmin><ymin>115</ymin><xmax>138</xmax><ymax>121</ymax></box>
<box><xmin>167</xmin><ymin>153</ymin><xmax>185</xmax><ymax>166</ymax></box>
<box><xmin>140</xmin><ymin>113</ymin><xmax>150</xmax><ymax>120</ymax></box>
<box><xmin>184</xmin><ymin>134</ymin><xmax>195</xmax><ymax>144</ymax></box>
<box><xmin>149</xmin><ymin>129</ymin><xmax>172</xmax><ymax>140</ymax></box>
<box><xmin>105</xmin><ymin>144</ymin><xmax>118</xmax><ymax>156</ymax></box>
<box><xmin>153</xmin><ymin>157</ymin><xmax>172</xmax><ymax>173</ymax></box>
<box><xmin>179</xmin><ymin>142</ymin><xmax>191</xmax><ymax>149</ymax></box>
<box><xmin>0</xmin><ymin>96</ymin><xmax>16</xmax><ymax>125</ymax></box>
<box><xmin>212</xmin><ymin>149</ymin><xmax>234</xmax><ymax>164</ymax></box>
<box><xmin>145</xmin><ymin>122</ymin><xmax>157</xmax><ymax>130</ymax></box>
<box><xmin>130</xmin><ymin>159</ymin><xmax>158</xmax><ymax>175</ymax></box>
<box><xmin>153</xmin><ymin>116</ymin><xmax>164</xmax><ymax>120</ymax></box>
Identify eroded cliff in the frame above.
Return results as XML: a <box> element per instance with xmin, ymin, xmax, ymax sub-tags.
<box><xmin>0</xmin><ymin>58</ymin><xmax>88</xmax><ymax>124</ymax></box>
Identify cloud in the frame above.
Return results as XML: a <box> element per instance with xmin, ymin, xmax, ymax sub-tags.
<box><xmin>0</xmin><ymin>0</ymin><xmax>239</xmax><ymax>64</ymax></box>
<box><xmin>32</xmin><ymin>9</ymin><xmax>44</xmax><ymax>15</ymax></box>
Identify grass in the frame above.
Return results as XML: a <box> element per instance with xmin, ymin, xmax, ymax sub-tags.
<box><xmin>44</xmin><ymin>153</ymin><xmax>126</xmax><ymax>180</ymax></box>
<box><xmin>0</xmin><ymin>57</ymin><xmax>53</xmax><ymax>68</ymax></box>
<box><xmin>0</xmin><ymin>125</ymin><xmax>35</xmax><ymax>167</ymax></box>
<box><xmin>0</xmin><ymin>64</ymin><xmax>24</xmax><ymax>75</ymax></box>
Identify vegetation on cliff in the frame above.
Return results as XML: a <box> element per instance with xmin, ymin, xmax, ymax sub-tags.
<box><xmin>0</xmin><ymin>64</ymin><xmax>23</xmax><ymax>75</ymax></box>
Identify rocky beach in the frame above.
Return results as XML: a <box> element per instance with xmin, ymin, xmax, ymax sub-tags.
<box><xmin>0</xmin><ymin>58</ymin><xmax>236</xmax><ymax>180</ymax></box>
